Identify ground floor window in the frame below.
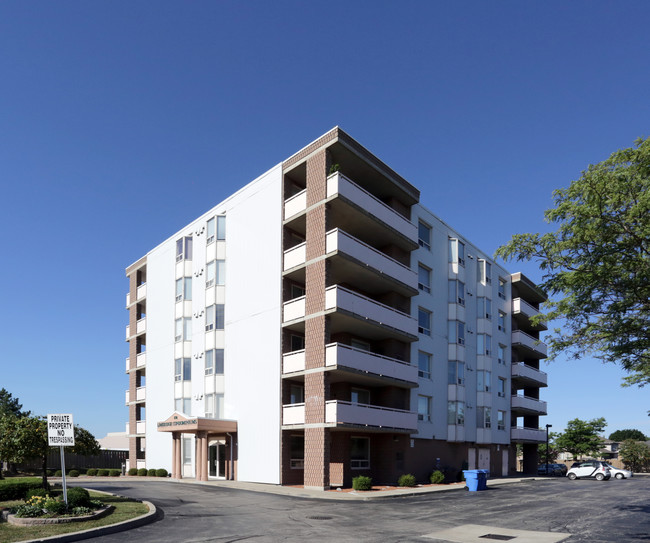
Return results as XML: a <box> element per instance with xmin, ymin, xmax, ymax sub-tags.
<box><xmin>290</xmin><ymin>435</ymin><xmax>304</xmax><ymax>469</ymax></box>
<box><xmin>182</xmin><ymin>436</ymin><xmax>192</xmax><ymax>464</ymax></box>
<box><xmin>351</xmin><ymin>437</ymin><xmax>370</xmax><ymax>469</ymax></box>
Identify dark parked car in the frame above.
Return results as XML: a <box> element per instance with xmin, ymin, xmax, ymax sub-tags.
<box><xmin>538</xmin><ymin>463</ymin><xmax>567</xmax><ymax>476</ymax></box>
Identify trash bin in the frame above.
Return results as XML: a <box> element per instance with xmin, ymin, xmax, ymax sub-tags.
<box><xmin>477</xmin><ymin>469</ymin><xmax>489</xmax><ymax>490</ymax></box>
<box><xmin>463</xmin><ymin>470</ymin><xmax>480</xmax><ymax>491</ymax></box>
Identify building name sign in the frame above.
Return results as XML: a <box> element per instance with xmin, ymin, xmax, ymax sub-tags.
<box><xmin>47</xmin><ymin>414</ymin><xmax>75</xmax><ymax>446</ymax></box>
<box><xmin>157</xmin><ymin>419</ymin><xmax>198</xmax><ymax>428</ymax></box>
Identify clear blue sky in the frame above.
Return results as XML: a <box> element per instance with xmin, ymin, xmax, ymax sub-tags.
<box><xmin>1</xmin><ymin>1</ymin><xmax>648</xmax><ymax>441</ymax></box>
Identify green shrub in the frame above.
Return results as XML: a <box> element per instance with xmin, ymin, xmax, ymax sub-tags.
<box><xmin>109</xmin><ymin>469</ymin><xmax>121</xmax><ymax>477</ymax></box>
<box><xmin>0</xmin><ymin>478</ymin><xmax>47</xmax><ymax>501</ymax></box>
<box><xmin>398</xmin><ymin>474</ymin><xmax>416</xmax><ymax>487</ymax></box>
<box><xmin>72</xmin><ymin>506</ymin><xmax>93</xmax><ymax>515</ymax></box>
<box><xmin>352</xmin><ymin>475</ymin><xmax>372</xmax><ymax>491</ymax></box>
<box><xmin>86</xmin><ymin>468</ymin><xmax>97</xmax><ymax>476</ymax></box>
<box><xmin>147</xmin><ymin>468</ymin><xmax>156</xmax><ymax>476</ymax></box>
<box><xmin>155</xmin><ymin>468</ymin><xmax>168</xmax><ymax>477</ymax></box>
<box><xmin>137</xmin><ymin>468</ymin><xmax>148</xmax><ymax>476</ymax></box>
<box><xmin>128</xmin><ymin>468</ymin><xmax>138</xmax><ymax>476</ymax></box>
<box><xmin>68</xmin><ymin>469</ymin><xmax>80</xmax><ymax>477</ymax></box>
<box><xmin>89</xmin><ymin>499</ymin><xmax>104</xmax><ymax>509</ymax></box>
<box><xmin>54</xmin><ymin>470</ymin><xmax>63</xmax><ymax>477</ymax></box>
<box><xmin>66</xmin><ymin>487</ymin><xmax>90</xmax><ymax>508</ymax></box>
<box><xmin>13</xmin><ymin>504</ymin><xmax>44</xmax><ymax>518</ymax></box>
<box><xmin>430</xmin><ymin>470</ymin><xmax>445</xmax><ymax>484</ymax></box>
<box><xmin>97</xmin><ymin>469</ymin><xmax>109</xmax><ymax>477</ymax></box>
<box><xmin>25</xmin><ymin>487</ymin><xmax>50</xmax><ymax>500</ymax></box>
<box><xmin>45</xmin><ymin>498</ymin><xmax>67</xmax><ymax>514</ymax></box>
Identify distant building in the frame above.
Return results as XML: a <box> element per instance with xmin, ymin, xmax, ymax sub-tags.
<box><xmin>124</xmin><ymin>127</ymin><xmax>548</xmax><ymax>488</ymax></box>
<box><xmin>97</xmin><ymin>432</ymin><xmax>129</xmax><ymax>451</ymax></box>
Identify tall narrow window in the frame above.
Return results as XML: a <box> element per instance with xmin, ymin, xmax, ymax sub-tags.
<box><xmin>448</xmin><ymin>320</ymin><xmax>465</xmax><ymax>345</ymax></box>
<box><xmin>175</xmin><ymin>318</ymin><xmax>191</xmax><ymax>342</ymax></box>
<box><xmin>206</xmin><ymin>218</ymin><xmax>216</xmax><ymax>244</ymax></box>
<box><xmin>350</xmin><ymin>437</ymin><xmax>370</xmax><ymax>468</ymax></box>
<box><xmin>290</xmin><ymin>436</ymin><xmax>305</xmax><ymax>469</ymax></box>
<box><xmin>176</xmin><ymin>277</ymin><xmax>192</xmax><ymax>302</ymax></box>
<box><xmin>418</xmin><ymin>308</ymin><xmax>432</xmax><ymax>336</ymax></box>
<box><xmin>498</xmin><ymin>377</ymin><xmax>506</xmax><ymax>398</ymax></box>
<box><xmin>418</xmin><ymin>395</ymin><xmax>432</xmax><ymax>422</ymax></box>
<box><xmin>448</xmin><ymin>280</ymin><xmax>465</xmax><ymax>306</ymax></box>
<box><xmin>205</xmin><ymin>393</ymin><xmax>216</xmax><ymax>418</ymax></box>
<box><xmin>448</xmin><ymin>238</ymin><xmax>465</xmax><ymax>266</ymax></box>
<box><xmin>477</xmin><ymin>407</ymin><xmax>492</xmax><ymax>428</ymax></box>
<box><xmin>498</xmin><ymin>278</ymin><xmax>507</xmax><ymax>300</ymax></box>
<box><xmin>447</xmin><ymin>401</ymin><xmax>465</xmax><ymax>425</ymax></box>
<box><xmin>477</xmin><ymin>297</ymin><xmax>492</xmax><ymax>320</ymax></box>
<box><xmin>206</xmin><ymin>261</ymin><xmax>216</xmax><ymax>288</ymax></box>
<box><xmin>418</xmin><ymin>351</ymin><xmax>432</xmax><ymax>379</ymax></box>
<box><xmin>478</xmin><ymin>259</ymin><xmax>492</xmax><ymax>284</ymax></box>
<box><xmin>216</xmin><ymin>216</ymin><xmax>226</xmax><ymax>240</ymax></box>
<box><xmin>175</xmin><ymin>358</ymin><xmax>191</xmax><ymax>381</ymax></box>
<box><xmin>176</xmin><ymin>236</ymin><xmax>193</xmax><ymax>262</ymax></box>
<box><xmin>205</xmin><ymin>305</ymin><xmax>215</xmax><ymax>331</ymax></box>
<box><xmin>477</xmin><ymin>370</ymin><xmax>491</xmax><ymax>392</ymax></box>
<box><xmin>497</xmin><ymin>410</ymin><xmax>506</xmax><ymax>430</ymax></box>
<box><xmin>477</xmin><ymin>334</ymin><xmax>492</xmax><ymax>355</ymax></box>
<box><xmin>418</xmin><ymin>221</ymin><xmax>431</xmax><ymax>250</ymax></box>
<box><xmin>205</xmin><ymin>350</ymin><xmax>214</xmax><ymax>375</ymax></box>
<box><xmin>448</xmin><ymin>360</ymin><xmax>465</xmax><ymax>385</ymax></box>
<box><xmin>497</xmin><ymin>344</ymin><xmax>506</xmax><ymax>364</ymax></box>
<box><xmin>418</xmin><ymin>264</ymin><xmax>431</xmax><ymax>293</ymax></box>
<box><xmin>498</xmin><ymin>311</ymin><xmax>506</xmax><ymax>332</ymax></box>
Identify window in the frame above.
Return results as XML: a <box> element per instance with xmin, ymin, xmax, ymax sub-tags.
<box><xmin>477</xmin><ymin>297</ymin><xmax>492</xmax><ymax>320</ymax></box>
<box><xmin>176</xmin><ymin>236</ymin><xmax>193</xmax><ymax>262</ymax></box>
<box><xmin>205</xmin><ymin>304</ymin><xmax>225</xmax><ymax>331</ymax></box>
<box><xmin>182</xmin><ymin>436</ymin><xmax>192</xmax><ymax>463</ymax></box>
<box><xmin>448</xmin><ymin>360</ymin><xmax>465</xmax><ymax>385</ymax></box>
<box><xmin>290</xmin><ymin>435</ymin><xmax>305</xmax><ymax>469</ymax></box>
<box><xmin>350</xmin><ymin>437</ymin><xmax>370</xmax><ymax>469</ymax></box>
<box><xmin>205</xmin><ymin>349</ymin><xmax>224</xmax><ymax>375</ymax></box>
<box><xmin>175</xmin><ymin>277</ymin><xmax>192</xmax><ymax>302</ymax></box>
<box><xmin>176</xmin><ymin>397</ymin><xmax>192</xmax><ymax>415</ymax></box>
<box><xmin>448</xmin><ymin>280</ymin><xmax>465</xmax><ymax>306</ymax></box>
<box><xmin>205</xmin><ymin>393</ymin><xmax>215</xmax><ymax>417</ymax></box>
<box><xmin>498</xmin><ymin>344</ymin><xmax>506</xmax><ymax>365</ymax></box>
<box><xmin>175</xmin><ymin>317</ymin><xmax>192</xmax><ymax>342</ymax></box>
<box><xmin>479</xmin><ymin>259</ymin><xmax>492</xmax><ymax>284</ymax></box>
<box><xmin>290</xmin><ymin>334</ymin><xmax>305</xmax><ymax>351</ymax></box>
<box><xmin>351</xmin><ymin>338</ymin><xmax>371</xmax><ymax>351</ymax></box>
<box><xmin>498</xmin><ymin>377</ymin><xmax>506</xmax><ymax>398</ymax></box>
<box><xmin>448</xmin><ymin>320</ymin><xmax>465</xmax><ymax>345</ymax></box>
<box><xmin>206</xmin><ymin>260</ymin><xmax>226</xmax><ymax>288</ymax></box>
<box><xmin>418</xmin><ymin>221</ymin><xmax>431</xmax><ymax>250</ymax></box>
<box><xmin>217</xmin><ymin>216</ymin><xmax>226</xmax><ymax>240</ymax></box>
<box><xmin>477</xmin><ymin>407</ymin><xmax>492</xmax><ymax>429</ymax></box>
<box><xmin>418</xmin><ymin>308</ymin><xmax>431</xmax><ymax>336</ymax></box>
<box><xmin>498</xmin><ymin>278</ymin><xmax>507</xmax><ymax>300</ymax></box>
<box><xmin>477</xmin><ymin>334</ymin><xmax>492</xmax><ymax>356</ymax></box>
<box><xmin>418</xmin><ymin>264</ymin><xmax>431</xmax><ymax>293</ymax></box>
<box><xmin>351</xmin><ymin>388</ymin><xmax>370</xmax><ymax>405</ymax></box>
<box><xmin>447</xmin><ymin>401</ymin><xmax>465</xmax><ymax>425</ymax></box>
<box><xmin>418</xmin><ymin>395</ymin><xmax>431</xmax><ymax>422</ymax></box>
<box><xmin>477</xmin><ymin>370</ymin><xmax>491</xmax><ymax>392</ymax></box>
<box><xmin>206</xmin><ymin>218</ymin><xmax>216</xmax><ymax>244</ymax></box>
<box><xmin>290</xmin><ymin>385</ymin><xmax>304</xmax><ymax>404</ymax></box>
<box><xmin>418</xmin><ymin>351</ymin><xmax>432</xmax><ymax>379</ymax></box>
<box><xmin>497</xmin><ymin>410</ymin><xmax>506</xmax><ymax>430</ymax></box>
<box><xmin>498</xmin><ymin>311</ymin><xmax>506</xmax><ymax>332</ymax></box>
<box><xmin>448</xmin><ymin>238</ymin><xmax>465</xmax><ymax>266</ymax></box>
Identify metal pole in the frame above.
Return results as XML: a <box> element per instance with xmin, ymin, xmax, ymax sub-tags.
<box><xmin>60</xmin><ymin>446</ymin><xmax>68</xmax><ymax>506</ymax></box>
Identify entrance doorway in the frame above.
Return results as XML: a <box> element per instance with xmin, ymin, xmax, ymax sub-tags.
<box><xmin>208</xmin><ymin>440</ymin><xmax>227</xmax><ymax>478</ymax></box>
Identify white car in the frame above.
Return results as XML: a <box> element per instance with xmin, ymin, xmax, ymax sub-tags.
<box><xmin>566</xmin><ymin>460</ymin><xmax>611</xmax><ymax>480</ymax></box>
<box><xmin>604</xmin><ymin>463</ymin><xmax>633</xmax><ymax>479</ymax></box>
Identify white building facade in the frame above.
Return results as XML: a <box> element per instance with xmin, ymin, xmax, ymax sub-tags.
<box><xmin>125</xmin><ymin>127</ymin><xmax>547</xmax><ymax>487</ymax></box>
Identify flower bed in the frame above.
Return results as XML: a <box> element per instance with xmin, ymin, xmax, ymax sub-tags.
<box><xmin>7</xmin><ymin>505</ymin><xmax>113</xmax><ymax>525</ymax></box>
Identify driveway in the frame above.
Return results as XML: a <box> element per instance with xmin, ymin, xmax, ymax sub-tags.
<box><xmin>73</xmin><ymin>476</ymin><xmax>649</xmax><ymax>542</ymax></box>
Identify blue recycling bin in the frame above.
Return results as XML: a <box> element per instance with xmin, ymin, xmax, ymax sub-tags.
<box><xmin>463</xmin><ymin>470</ymin><xmax>480</xmax><ymax>491</ymax></box>
<box><xmin>477</xmin><ymin>469</ymin><xmax>489</xmax><ymax>490</ymax></box>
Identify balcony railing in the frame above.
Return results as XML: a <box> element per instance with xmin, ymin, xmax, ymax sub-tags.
<box><xmin>511</xmin><ymin>362</ymin><xmax>548</xmax><ymax>386</ymax></box>
<box><xmin>283</xmin><ymin>349</ymin><xmax>306</xmax><ymax>373</ymax></box>
<box><xmin>283</xmin><ymin>242</ymin><xmax>306</xmax><ymax>271</ymax></box>
<box><xmin>136</xmin><ymin>386</ymin><xmax>146</xmax><ymax>402</ymax></box>
<box><xmin>126</xmin><ymin>293</ymin><xmax>130</xmax><ymax>307</ymax></box>
<box><xmin>325</xmin><ymin>400</ymin><xmax>417</xmax><ymax>431</ymax></box>
<box><xmin>325</xmin><ymin>343</ymin><xmax>417</xmax><ymax>383</ymax></box>
<box><xmin>125</xmin><ymin>325</ymin><xmax>130</xmax><ymax>340</ymax></box>
<box><xmin>510</xmin><ymin>426</ymin><xmax>547</xmax><ymax>442</ymax></box>
<box><xmin>136</xmin><ymin>420</ymin><xmax>146</xmax><ymax>434</ymax></box>
<box><xmin>511</xmin><ymin>330</ymin><xmax>547</xmax><ymax>358</ymax></box>
<box><xmin>125</xmin><ymin>357</ymin><xmax>130</xmax><ymax>373</ymax></box>
<box><xmin>136</xmin><ymin>352</ymin><xmax>146</xmax><ymax>368</ymax></box>
<box><xmin>326</xmin><ymin>173</ymin><xmax>417</xmax><ymax>243</ymax></box>
<box><xmin>136</xmin><ymin>317</ymin><xmax>146</xmax><ymax>335</ymax></box>
<box><xmin>125</xmin><ymin>390</ymin><xmax>129</xmax><ymax>405</ymax></box>
<box><xmin>284</xmin><ymin>189</ymin><xmax>307</xmax><ymax>221</ymax></box>
<box><xmin>511</xmin><ymin>394</ymin><xmax>547</xmax><ymax>415</ymax></box>
<box><xmin>136</xmin><ymin>283</ymin><xmax>147</xmax><ymax>301</ymax></box>
<box><xmin>282</xmin><ymin>403</ymin><xmax>305</xmax><ymax>425</ymax></box>
<box><xmin>283</xmin><ymin>296</ymin><xmax>306</xmax><ymax>322</ymax></box>
<box><xmin>325</xmin><ymin>285</ymin><xmax>417</xmax><ymax>337</ymax></box>
<box><xmin>326</xmin><ymin>229</ymin><xmax>417</xmax><ymax>288</ymax></box>
<box><xmin>512</xmin><ymin>297</ymin><xmax>547</xmax><ymax>329</ymax></box>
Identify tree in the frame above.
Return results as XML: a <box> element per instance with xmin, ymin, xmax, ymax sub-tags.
<box><xmin>609</xmin><ymin>429</ymin><xmax>648</xmax><ymax>442</ymax></box>
<box><xmin>538</xmin><ymin>431</ymin><xmax>561</xmax><ymax>462</ymax></box>
<box><xmin>0</xmin><ymin>416</ymin><xmax>100</xmax><ymax>488</ymax></box>
<box><xmin>618</xmin><ymin>439</ymin><xmax>650</xmax><ymax>472</ymax></box>
<box><xmin>555</xmin><ymin>417</ymin><xmax>607</xmax><ymax>459</ymax></box>
<box><xmin>495</xmin><ymin>137</ymin><xmax>650</xmax><ymax>387</ymax></box>
<box><xmin>0</xmin><ymin>388</ymin><xmax>30</xmax><ymax>418</ymax></box>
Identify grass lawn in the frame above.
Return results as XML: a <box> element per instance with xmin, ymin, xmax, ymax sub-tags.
<box><xmin>0</xmin><ymin>490</ymin><xmax>150</xmax><ymax>543</ymax></box>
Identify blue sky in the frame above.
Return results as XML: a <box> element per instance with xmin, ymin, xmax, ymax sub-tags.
<box><xmin>1</xmin><ymin>1</ymin><xmax>648</xmax><ymax>441</ymax></box>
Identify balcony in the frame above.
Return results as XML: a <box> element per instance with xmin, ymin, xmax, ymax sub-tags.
<box><xmin>125</xmin><ymin>390</ymin><xmax>129</xmax><ymax>405</ymax></box>
<box><xmin>283</xmin><ymin>296</ymin><xmax>306</xmax><ymax>323</ymax></box>
<box><xmin>126</xmin><ymin>292</ymin><xmax>130</xmax><ymax>307</ymax></box>
<box><xmin>136</xmin><ymin>317</ymin><xmax>146</xmax><ymax>335</ymax></box>
<box><xmin>512</xmin><ymin>298</ymin><xmax>547</xmax><ymax>331</ymax></box>
<box><xmin>325</xmin><ymin>343</ymin><xmax>417</xmax><ymax>385</ymax></box>
<box><xmin>511</xmin><ymin>394</ymin><xmax>547</xmax><ymax>415</ymax></box>
<box><xmin>512</xmin><ymin>330</ymin><xmax>547</xmax><ymax>359</ymax></box>
<box><xmin>325</xmin><ymin>285</ymin><xmax>417</xmax><ymax>340</ymax></box>
<box><xmin>510</xmin><ymin>426</ymin><xmax>547</xmax><ymax>443</ymax></box>
<box><xmin>326</xmin><ymin>173</ymin><xmax>417</xmax><ymax>247</ymax></box>
<box><xmin>511</xmin><ymin>362</ymin><xmax>548</xmax><ymax>387</ymax></box>
<box><xmin>135</xmin><ymin>386</ymin><xmax>146</xmax><ymax>402</ymax></box>
<box><xmin>125</xmin><ymin>357</ymin><xmax>130</xmax><ymax>373</ymax></box>
<box><xmin>325</xmin><ymin>400</ymin><xmax>417</xmax><ymax>432</ymax></box>
<box><xmin>136</xmin><ymin>352</ymin><xmax>146</xmax><ymax>368</ymax></box>
<box><xmin>135</xmin><ymin>420</ymin><xmax>146</xmax><ymax>435</ymax></box>
<box><xmin>284</xmin><ymin>189</ymin><xmax>307</xmax><ymax>221</ymax></box>
<box><xmin>125</xmin><ymin>325</ymin><xmax>130</xmax><ymax>340</ymax></box>
<box><xmin>283</xmin><ymin>349</ymin><xmax>306</xmax><ymax>373</ymax></box>
<box><xmin>136</xmin><ymin>283</ymin><xmax>147</xmax><ymax>301</ymax></box>
<box><xmin>283</xmin><ymin>242</ymin><xmax>306</xmax><ymax>271</ymax></box>
<box><xmin>282</xmin><ymin>403</ymin><xmax>305</xmax><ymax>425</ymax></box>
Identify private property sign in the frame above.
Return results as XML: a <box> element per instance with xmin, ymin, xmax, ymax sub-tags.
<box><xmin>47</xmin><ymin>414</ymin><xmax>75</xmax><ymax>446</ymax></box>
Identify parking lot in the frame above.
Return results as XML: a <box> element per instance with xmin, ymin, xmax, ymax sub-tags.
<box><xmin>79</xmin><ymin>475</ymin><xmax>649</xmax><ymax>542</ymax></box>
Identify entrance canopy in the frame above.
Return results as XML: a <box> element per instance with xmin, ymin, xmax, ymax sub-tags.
<box><xmin>157</xmin><ymin>412</ymin><xmax>237</xmax><ymax>434</ymax></box>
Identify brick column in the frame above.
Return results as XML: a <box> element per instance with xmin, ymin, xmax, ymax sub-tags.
<box><xmin>303</xmin><ymin>149</ymin><xmax>331</xmax><ymax>490</ymax></box>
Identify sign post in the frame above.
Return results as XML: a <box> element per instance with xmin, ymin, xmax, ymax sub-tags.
<box><xmin>47</xmin><ymin>414</ymin><xmax>75</xmax><ymax>506</ymax></box>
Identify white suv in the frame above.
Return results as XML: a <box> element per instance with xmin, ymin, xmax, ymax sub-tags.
<box><xmin>567</xmin><ymin>461</ymin><xmax>611</xmax><ymax>481</ymax></box>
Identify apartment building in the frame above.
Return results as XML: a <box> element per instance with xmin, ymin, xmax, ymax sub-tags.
<box><xmin>124</xmin><ymin>127</ymin><xmax>548</xmax><ymax>488</ymax></box>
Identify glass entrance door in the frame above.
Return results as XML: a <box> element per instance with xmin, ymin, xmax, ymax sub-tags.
<box><xmin>208</xmin><ymin>440</ymin><xmax>227</xmax><ymax>478</ymax></box>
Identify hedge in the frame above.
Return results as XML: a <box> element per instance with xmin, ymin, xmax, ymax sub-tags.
<box><xmin>352</xmin><ymin>475</ymin><xmax>372</xmax><ymax>491</ymax></box>
<box><xmin>0</xmin><ymin>478</ymin><xmax>48</xmax><ymax>501</ymax></box>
